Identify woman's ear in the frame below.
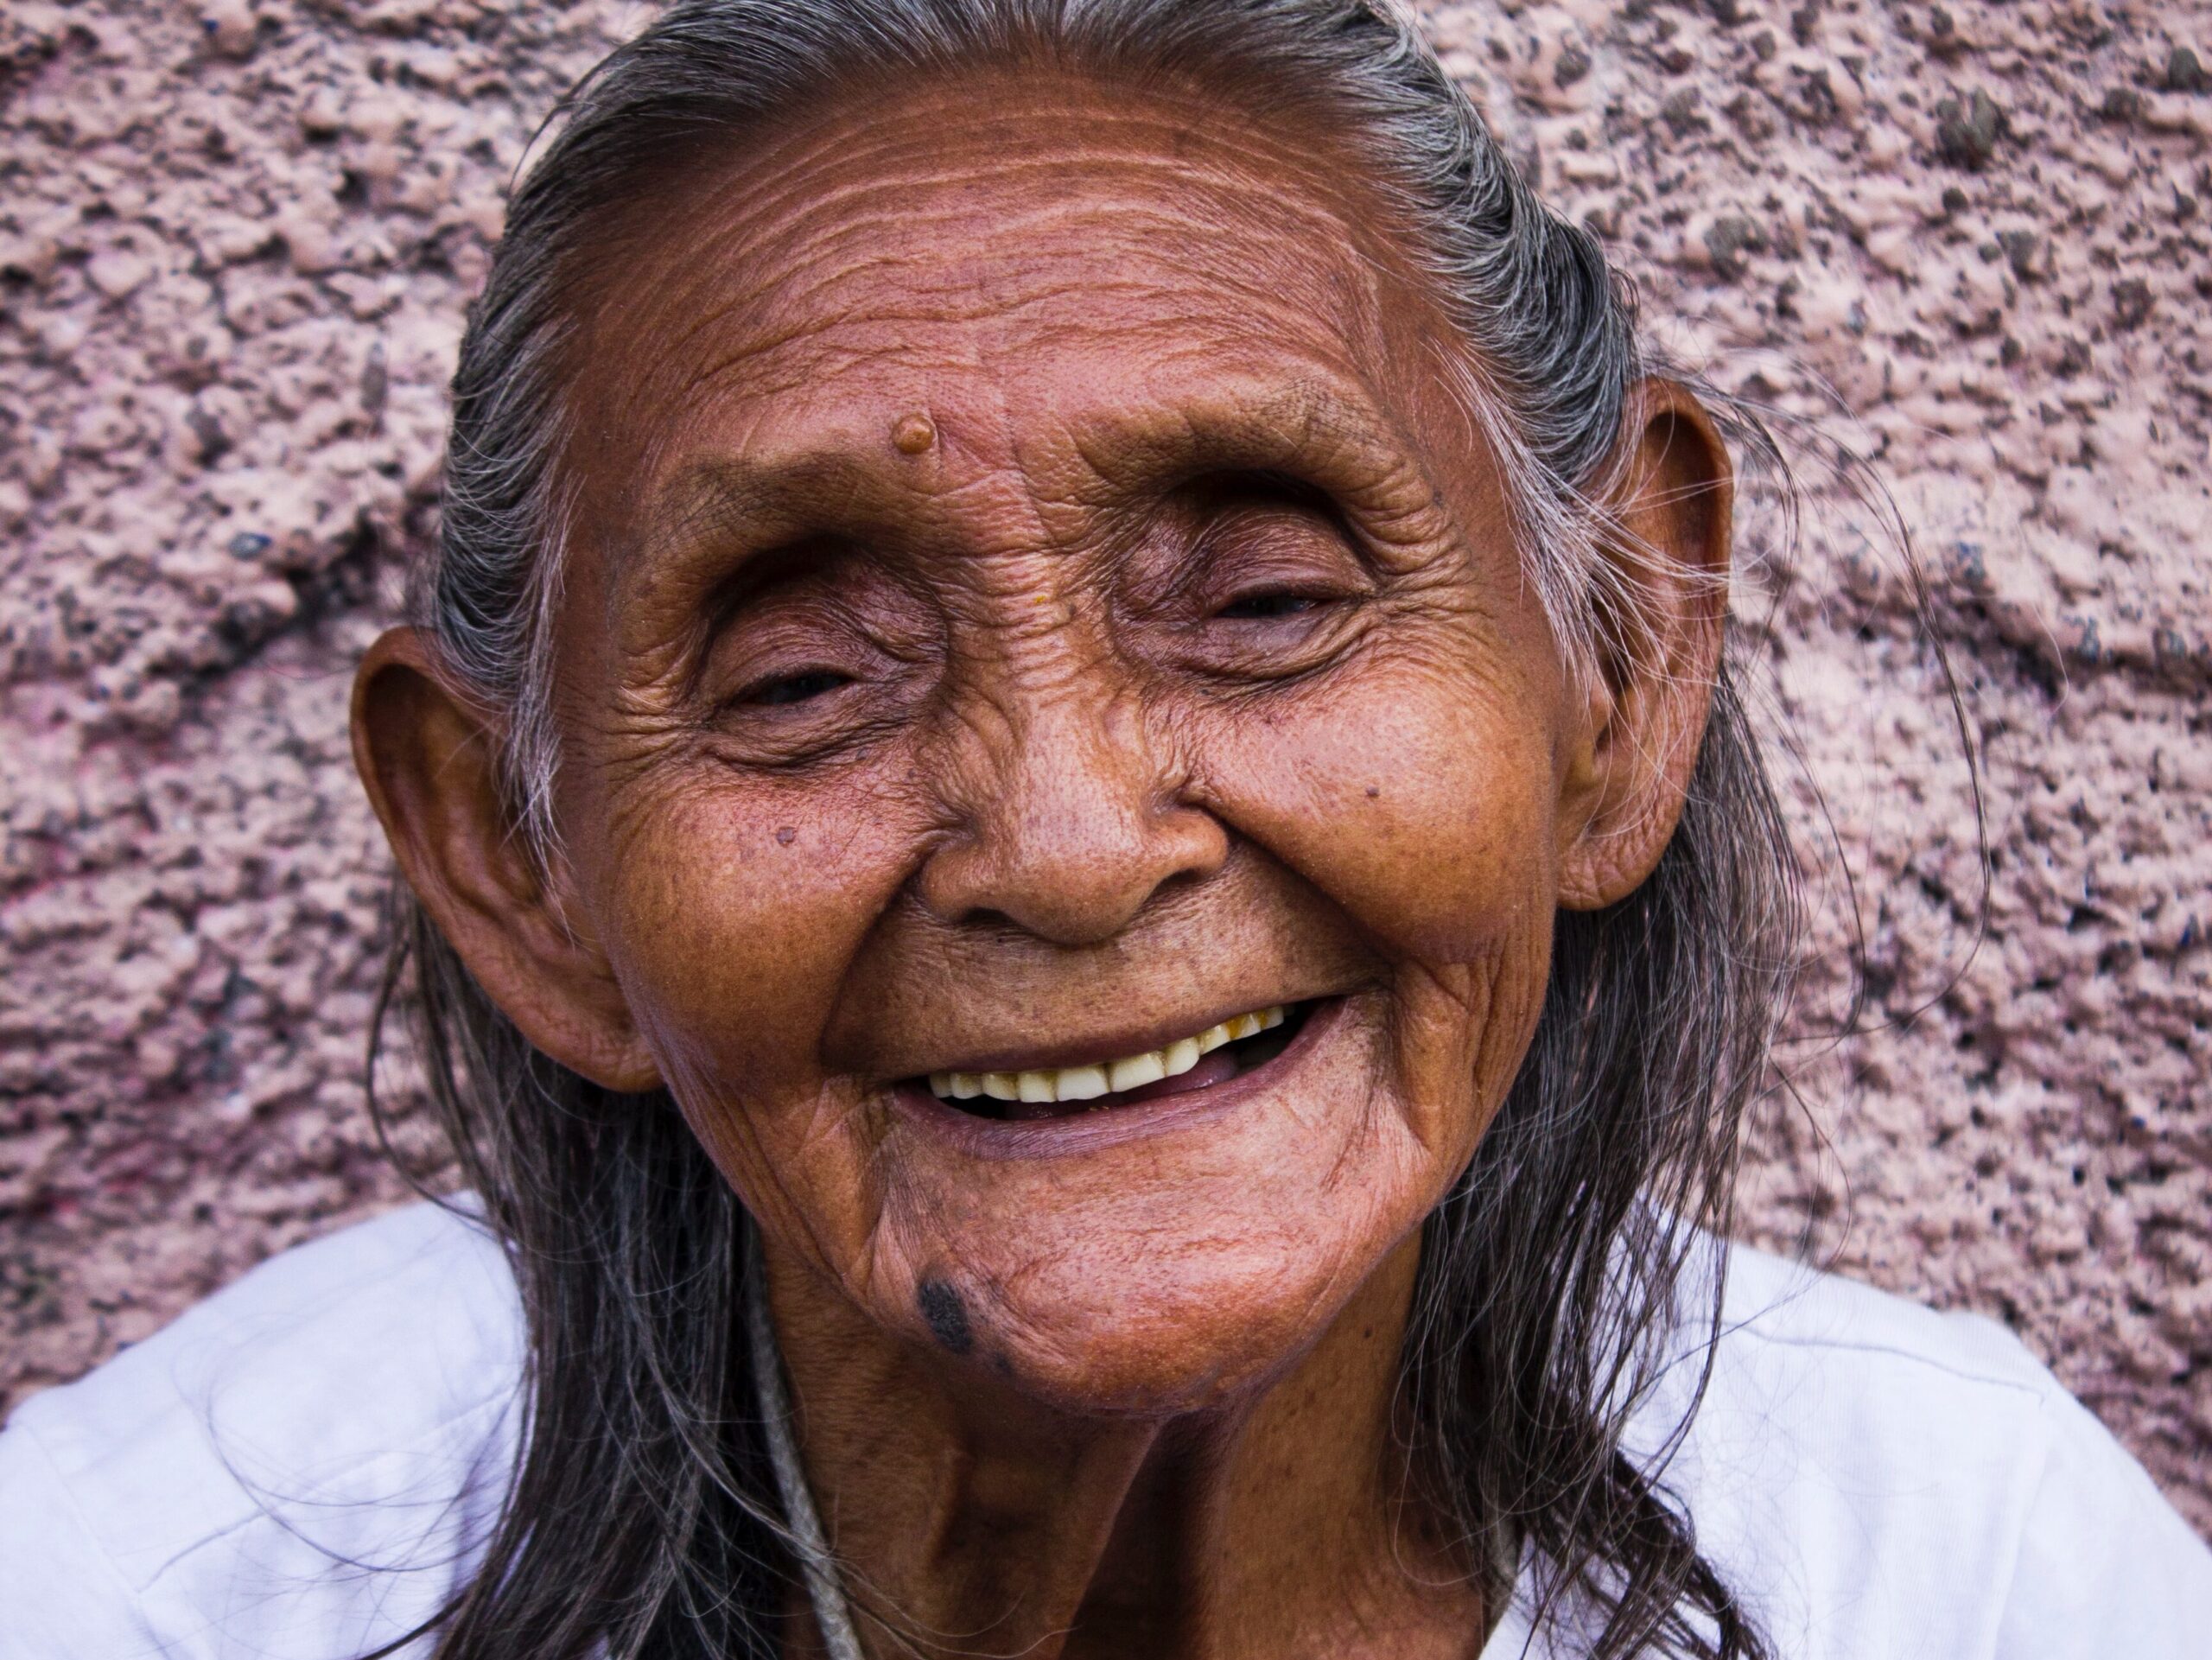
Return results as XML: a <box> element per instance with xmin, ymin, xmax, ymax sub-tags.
<box><xmin>350</xmin><ymin>627</ymin><xmax>664</xmax><ymax>1092</ymax></box>
<box><xmin>1555</xmin><ymin>378</ymin><xmax>1734</xmax><ymax>912</ymax></box>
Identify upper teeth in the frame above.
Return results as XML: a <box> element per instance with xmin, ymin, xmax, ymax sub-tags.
<box><xmin>930</xmin><ymin>1006</ymin><xmax>1287</xmax><ymax>1105</ymax></box>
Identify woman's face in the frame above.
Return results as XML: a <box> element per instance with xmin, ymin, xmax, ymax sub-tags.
<box><xmin>365</xmin><ymin>73</ymin><xmax>1722</xmax><ymax>1415</ymax></box>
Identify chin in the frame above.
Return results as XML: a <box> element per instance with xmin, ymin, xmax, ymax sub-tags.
<box><xmin>924</xmin><ymin>1228</ymin><xmax>1376</xmax><ymax>1419</ymax></box>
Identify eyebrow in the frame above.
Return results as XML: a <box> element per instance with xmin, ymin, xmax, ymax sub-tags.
<box><xmin>634</xmin><ymin>451</ymin><xmax>868</xmax><ymax>568</ymax></box>
<box><xmin>626</xmin><ymin>372</ymin><xmax>1420</xmax><ymax>583</ymax></box>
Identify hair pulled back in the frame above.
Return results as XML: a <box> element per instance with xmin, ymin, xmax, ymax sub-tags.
<box><xmin>372</xmin><ymin>4</ymin><xmax>1800</xmax><ymax>1657</ymax></box>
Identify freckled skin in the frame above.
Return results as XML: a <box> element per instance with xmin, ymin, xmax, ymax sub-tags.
<box><xmin>354</xmin><ymin>66</ymin><xmax>1732</xmax><ymax>1660</ymax></box>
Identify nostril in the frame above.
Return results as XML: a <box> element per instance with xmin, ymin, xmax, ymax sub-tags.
<box><xmin>946</xmin><ymin>903</ymin><xmax>1027</xmax><ymax>938</ymax></box>
<box><xmin>912</xmin><ymin>796</ymin><xmax>1228</xmax><ymax>946</ymax></box>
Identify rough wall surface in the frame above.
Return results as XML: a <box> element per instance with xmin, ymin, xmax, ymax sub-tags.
<box><xmin>0</xmin><ymin>0</ymin><xmax>2204</xmax><ymax>1536</ymax></box>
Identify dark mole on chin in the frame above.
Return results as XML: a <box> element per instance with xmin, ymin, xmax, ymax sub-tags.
<box><xmin>916</xmin><ymin>1278</ymin><xmax>975</xmax><ymax>1355</ymax></box>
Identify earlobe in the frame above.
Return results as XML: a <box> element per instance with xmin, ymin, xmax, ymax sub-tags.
<box><xmin>1555</xmin><ymin>378</ymin><xmax>1734</xmax><ymax>912</ymax></box>
<box><xmin>350</xmin><ymin>627</ymin><xmax>664</xmax><ymax>1093</ymax></box>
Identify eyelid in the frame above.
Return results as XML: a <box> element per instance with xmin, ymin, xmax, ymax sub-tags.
<box><xmin>710</xmin><ymin>608</ymin><xmax>901</xmax><ymax>702</ymax></box>
<box><xmin>706</xmin><ymin>652</ymin><xmax>906</xmax><ymax>770</ymax></box>
<box><xmin>727</xmin><ymin>661</ymin><xmax>855</xmax><ymax>707</ymax></box>
<box><xmin>694</xmin><ymin>544</ymin><xmax>935</xmax><ymax>690</ymax></box>
<box><xmin>706</xmin><ymin>595</ymin><xmax>847</xmax><ymax>677</ymax></box>
<box><xmin>1187</xmin><ymin>507</ymin><xmax>1376</xmax><ymax>608</ymax></box>
<box><xmin>696</xmin><ymin>582</ymin><xmax>939</xmax><ymax>771</ymax></box>
<box><xmin>682</xmin><ymin>540</ymin><xmax>837</xmax><ymax>706</ymax></box>
<box><xmin>1173</xmin><ymin>607</ymin><xmax>1368</xmax><ymax>690</ymax></box>
<box><xmin>1166</xmin><ymin>565</ymin><xmax>1376</xmax><ymax>685</ymax></box>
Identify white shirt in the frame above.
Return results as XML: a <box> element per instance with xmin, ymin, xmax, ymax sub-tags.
<box><xmin>2</xmin><ymin>1199</ymin><xmax>2205</xmax><ymax>1658</ymax></box>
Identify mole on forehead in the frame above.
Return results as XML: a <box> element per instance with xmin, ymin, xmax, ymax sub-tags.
<box><xmin>566</xmin><ymin>238</ymin><xmax>1407</xmax><ymax>532</ymax></box>
<box><xmin>585</xmin><ymin>377</ymin><xmax>1491</xmax><ymax>626</ymax></box>
<box><xmin>626</xmin><ymin>376</ymin><xmax>1395</xmax><ymax>550</ymax></box>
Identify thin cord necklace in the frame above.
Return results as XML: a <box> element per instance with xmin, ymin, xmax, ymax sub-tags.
<box><xmin>744</xmin><ymin>1228</ymin><xmax>868</xmax><ymax>1660</ymax></box>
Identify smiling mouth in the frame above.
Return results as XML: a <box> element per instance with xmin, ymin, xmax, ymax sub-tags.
<box><xmin>921</xmin><ymin>1002</ymin><xmax>1316</xmax><ymax>1122</ymax></box>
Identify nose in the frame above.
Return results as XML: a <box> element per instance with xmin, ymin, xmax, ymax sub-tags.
<box><xmin>915</xmin><ymin>684</ymin><xmax>1227</xmax><ymax>947</ymax></box>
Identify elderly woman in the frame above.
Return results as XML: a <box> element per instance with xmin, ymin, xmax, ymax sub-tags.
<box><xmin>3</xmin><ymin>2</ymin><xmax>2207</xmax><ymax>1657</ymax></box>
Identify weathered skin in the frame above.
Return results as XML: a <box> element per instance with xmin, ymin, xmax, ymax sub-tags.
<box><xmin>354</xmin><ymin>70</ymin><xmax>1730</xmax><ymax>1660</ymax></box>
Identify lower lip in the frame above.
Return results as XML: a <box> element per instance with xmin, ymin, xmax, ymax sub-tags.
<box><xmin>887</xmin><ymin>996</ymin><xmax>1351</xmax><ymax>1161</ymax></box>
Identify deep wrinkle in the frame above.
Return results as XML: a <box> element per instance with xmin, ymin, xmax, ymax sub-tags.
<box><xmin>616</xmin><ymin>377</ymin><xmax>1462</xmax><ymax>657</ymax></box>
<box><xmin>355</xmin><ymin>59</ymin><xmax>1736</xmax><ymax>1660</ymax></box>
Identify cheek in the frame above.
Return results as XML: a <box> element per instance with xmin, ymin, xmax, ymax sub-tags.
<box><xmin>585</xmin><ymin>766</ymin><xmax>915</xmax><ymax>1100</ymax></box>
<box><xmin>1196</xmin><ymin>645</ymin><xmax>1563</xmax><ymax>964</ymax></box>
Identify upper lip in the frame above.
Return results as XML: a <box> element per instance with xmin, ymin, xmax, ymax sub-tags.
<box><xmin>899</xmin><ymin>992</ymin><xmax>1334</xmax><ymax>1081</ymax></box>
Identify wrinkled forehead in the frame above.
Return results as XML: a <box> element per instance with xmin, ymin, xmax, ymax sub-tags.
<box><xmin>551</xmin><ymin>67</ymin><xmax>1467</xmax><ymax>549</ymax></box>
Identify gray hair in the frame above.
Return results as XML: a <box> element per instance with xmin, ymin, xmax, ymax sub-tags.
<box><xmin>423</xmin><ymin>0</ymin><xmax>1673</xmax><ymax>864</ymax></box>
<box><xmin>374</xmin><ymin>4</ymin><xmax>1797</xmax><ymax>1657</ymax></box>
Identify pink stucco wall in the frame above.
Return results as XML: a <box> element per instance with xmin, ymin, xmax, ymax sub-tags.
<box><xmin>1</xmin><ymin>0</ymin><xmax>2204</xmax><ymax>1531</ymax></box>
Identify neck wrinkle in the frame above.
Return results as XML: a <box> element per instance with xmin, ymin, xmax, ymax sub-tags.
<box><xmin>764</xmin><ymin>1233</ymin><xmax>1484</xmax><ymax>1660</ymax></box>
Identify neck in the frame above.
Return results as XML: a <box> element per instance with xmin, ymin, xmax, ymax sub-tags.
<box><xmin>762</xmin><ymin>1236</ymin><xmax>1483</xmax><ymax>1660</ymax></box>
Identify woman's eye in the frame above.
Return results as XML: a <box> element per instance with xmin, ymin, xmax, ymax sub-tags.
<box><xmin>746</xmin><ymin>669</ymin><xmax>852</xmax><ymax>708</ymax></box>
<box><xmin>1216</xmin><ymin>590</ymin><xmax>1323</xmax><ymax>621</ymax></box>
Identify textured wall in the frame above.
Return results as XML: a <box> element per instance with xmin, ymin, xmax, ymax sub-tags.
<box><xmin>1</xmin><ymin>0</ymin><xmax>2205</xmax><ymax>1534</ymax></box>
